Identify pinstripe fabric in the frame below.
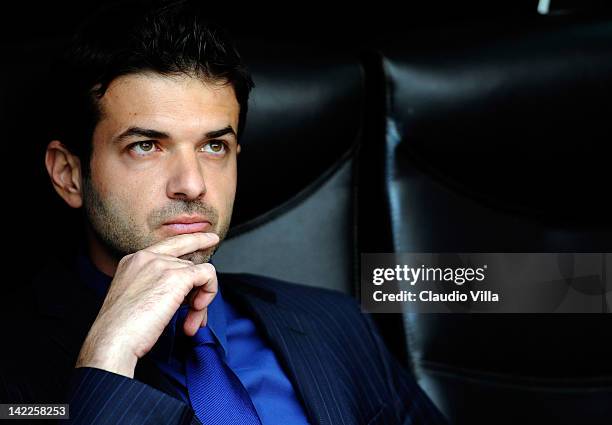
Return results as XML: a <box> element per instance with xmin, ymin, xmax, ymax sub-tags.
<box><xmin>67</xmin><ymin>367</ymin><xmax>197</xmax><ymax>425</ymax></box>
<box><xmin>222</xmin><ymin>274</ymin><xmax>449</xmax><ymax>425</ymax></box>
<box><xmin>0</xmin><ymin>259</ymin><xmax>447</xmax><ymax>425</ymax></box>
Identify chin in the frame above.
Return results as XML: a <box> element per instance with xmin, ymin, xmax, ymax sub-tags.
<box><xmin>179</xmin><ymin>248</ymin><xmax>215</xmax><ymax>264</ymax></box>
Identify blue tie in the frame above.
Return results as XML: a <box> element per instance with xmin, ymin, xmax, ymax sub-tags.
<box><xmin>186</xmin><ymin>323</ymin><xmax>262</xmax><ymax>425</ymax></box>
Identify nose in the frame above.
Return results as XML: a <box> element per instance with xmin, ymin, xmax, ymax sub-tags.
<box><xmin>166</xmin><ymin>149</ymin><xmax>207</xmax><ymax>200</ymax></box>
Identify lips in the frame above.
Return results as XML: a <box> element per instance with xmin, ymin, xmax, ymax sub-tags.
<box><xmin>162</xmin><ymin>216</ymin><xmax>212</xmax><ymax>235</ymax></box>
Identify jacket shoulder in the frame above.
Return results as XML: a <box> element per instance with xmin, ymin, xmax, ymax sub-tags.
<box><xmin>220</xmin><ymin>272</ymin><xmax>362</xmax><ymax>312</ymax></box>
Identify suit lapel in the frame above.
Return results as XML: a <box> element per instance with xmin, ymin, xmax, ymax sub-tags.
<box><xmin>221</xmin><ymin>274</ymin><xmax>356</xmax><ymax>425</ymax></box>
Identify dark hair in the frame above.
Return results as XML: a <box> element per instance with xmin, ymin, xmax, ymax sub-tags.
<box><xmin>47</xmin><ymin>0</ymin><xmax>254</xmax><ymax>177</ymax></box>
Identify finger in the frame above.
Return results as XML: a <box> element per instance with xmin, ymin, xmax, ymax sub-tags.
<box><xmin>151</xmin><ymin>256</ymin><xmax>195</xmax><ymax>274</ymax></box>
<box><xmin>183</xmin><ymin>263</ymin><xmax>217</xmax><ymax>335</ymax></box>
<box><xmin>151</xmin><ymin>254</ymin><xmax>195</xmax><ymax>271</ymax></box>
<box><xmin>192</xmin><ymin>284</ymin><xmax>217</xmax><ymax>310</ymax></box>
<box><xmin>182</xmin><ymin>286</ymin><xmax>198</xmax><ymax>307</ymax></box>
<box><xmin>145</xmin><ymin>233</ymin><xmax>219</xmax><ymax>258</ymax></box>
<box><xmin>189</xmin><ymin>262</ymin><xmax>218</xmax><ymax>293</ymax></box>
<box><xmin>157</xmin><ymin>254</ymin><xmax>194</xmax><ymax>265</ymax></box>
<box><xmin>178</xmin><ymin>262</ymin><xmax>218</xmax><ymax>307</ymax></box>
<box><xmin>183</xmin><ymin>287</ymin><xmax>194</xmax><ymax>306</ymax></box>
<box><xmin>184</xmin><ymin>307</ymin><xmax>207</xmax><ymax>336</ymax></box>
<box><xmin>202</xmin><ymin>308</ymin><xmax>208</xmax><ymax>327</ymax></box>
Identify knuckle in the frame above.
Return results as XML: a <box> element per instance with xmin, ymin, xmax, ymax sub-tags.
<box><xmin>132</xmin><ymin>250</ymin><xmax>152</xmax><ymax>264</ymax></box>
<box><xmin>151</xmin><ymin>257</ymin><xmax>170</xmax><ymax>271</ymax></box>
<box><xmin>118</xmin><ymin>254</ymin><xmax>132</xmax><ymax>267</ymax></box>
<box><xmin>202</xmin><ymin>262</ymin><xmax>216</xmax><ymax>276</ymax></box>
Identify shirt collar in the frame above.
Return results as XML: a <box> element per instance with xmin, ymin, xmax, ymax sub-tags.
<box><xmin>75</xmin><ymin>253</ymin><xmax>229</xmax><ymax>360</ymax></box>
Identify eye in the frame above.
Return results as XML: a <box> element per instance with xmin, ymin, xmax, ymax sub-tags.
<box><xmin>129</xmin><ymin>141</ymin><xmax>158</xmax><ymax>156</ymax></box>
<box><xmin>201</xmin><ymin>140</ymin><xmax>227</xmax><ymax>155</ymax></box>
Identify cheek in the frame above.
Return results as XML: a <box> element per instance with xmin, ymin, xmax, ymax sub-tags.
<box><xmin>223</xmin><ymin>165</ymin><xmax>238</xmax><ymax>202</ymax></box>
<box><xmin>90</xmin><ymin>160</ymin><xmax>159</xmax><ymax>220</ymax></box>
<box><xmin>209</xmin><ymin>169</ymin><xmax>237</xmax><ymax>214</ymax></box>
<box><xmin>89</xmin><ymin>147</ymin><xmax>123</xmax><ymax>195</ymax></box>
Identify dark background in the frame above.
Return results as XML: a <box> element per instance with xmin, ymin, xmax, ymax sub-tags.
<box><xmin>2</xmin><ymin>1</ymin><xmax>611</xmax><ymax>47</ymax></box>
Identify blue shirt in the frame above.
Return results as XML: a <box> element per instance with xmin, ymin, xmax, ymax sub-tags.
<box><xmin>76</xmin><ymin>254</ymin><xmax>310</xmax><ymax>425</ymax></box>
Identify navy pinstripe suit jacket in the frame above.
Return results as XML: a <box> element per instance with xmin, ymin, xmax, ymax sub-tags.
<box><xmin>1</xmin><ymin>257</ymin><xmax>447</xmax><ymax>425</ymax></box>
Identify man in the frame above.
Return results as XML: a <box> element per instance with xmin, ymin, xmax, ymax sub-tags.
<box><xmin>0</xmin><ymin>1</ymin><xmax>447</xmax><ymax>424</ymax></box>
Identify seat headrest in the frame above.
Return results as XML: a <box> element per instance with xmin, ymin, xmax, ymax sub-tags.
<box><xmin>380</xmin><ymin>21</ymin><xmax>612</xmax><ymax>224</ymax></box>
<box><xmin>231</xmin><ymin>41</ymin><xmax>364</xmax><ymax>230</ymax></box>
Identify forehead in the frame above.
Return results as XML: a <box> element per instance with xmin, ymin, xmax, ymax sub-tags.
<box><xmin>97</xmin><ymin>72</ymin><xmax>239</xmax><ymax>132</ymax></box>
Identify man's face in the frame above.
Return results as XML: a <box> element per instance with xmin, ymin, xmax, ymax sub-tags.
<box><xmin>83</xmin><ymin>72</ymin><xmax>240</xmax><ymax>264</ymax></box>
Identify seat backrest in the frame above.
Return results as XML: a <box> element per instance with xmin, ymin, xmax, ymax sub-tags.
<box><xmin>362</xmin><ymin>19</ymin><xmax>612</xmax><ymax>425</ymax></box>
<box><xmin>212</xmin><ymin>41</ymin><xmax>364</xmax><ymax>295</ymax></box>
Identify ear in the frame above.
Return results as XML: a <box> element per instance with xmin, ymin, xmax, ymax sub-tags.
<box><xmin>236</xmin><ymin>144</ymin><xmax>241</xmax><ymax>155</ymax></box>
<box><xmin>45</xmin><ymin>140</ymin><xmax>84</xmax><ymax>208</ymax></box>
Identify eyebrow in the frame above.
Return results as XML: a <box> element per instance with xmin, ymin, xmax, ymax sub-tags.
<box><xmin>112</xmin><ymin>125</ymin><xmax>237</xmax><ymax>144</ymax></box>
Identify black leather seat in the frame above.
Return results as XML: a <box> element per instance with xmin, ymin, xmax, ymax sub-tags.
<box><xmin>361</xmin><ymin>19</ymin><xmax>612</xmax><ymax>425</ymax></box>
<box><xmin>212</xmin><ymin>40</ymin><xmax>410</xmax><ymax>364</ymax></box>
<box><xmin>212</xmin><ymin>40</ymin><xmax>364</xmax><ymax>295</ymax></box>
